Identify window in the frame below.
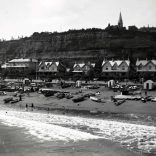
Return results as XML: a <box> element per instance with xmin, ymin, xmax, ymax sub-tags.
<box><xmin>122</xmin><ymin>66</ymin><xmax>125</xmax><ymax>70</ymax></box>
<box><xmin>41</xmin><ymin>66</ymin><xmax>44</xmax><ymax>70</ymax></box>
<box><xmin>138</xmin><ymin>65</ymin><xmax>142</xmax><ymax>70</ymax></box>
<box><xmin>113</xmin><ymin>66</ymin><xmax>117</xmax><ymax>70</ymax></box>
<box><xmin>51</xmin><ymin>65</ymin><xmax>56</xmax><ymax>71</ymax></box>
<box><xmin>149</xmin><ymin>65</ymin><xmax>152</xmax><ymax>70</ymax></box>
<box><xmin>106</xmin><ymin>66</ymin><xmax>108</xmax><ymax>70</ymax></box>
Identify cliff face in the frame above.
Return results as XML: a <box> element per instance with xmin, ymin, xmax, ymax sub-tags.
<box><xmin>0</xmin><ymin>29</ymin><xmax>156</xmax><ymax>62</ymax></box>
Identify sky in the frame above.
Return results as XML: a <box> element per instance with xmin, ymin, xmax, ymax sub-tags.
<box><xmin>0</xmin><ymin>0</ymin><xmax>156</xmax><ymax>40</ymax></box>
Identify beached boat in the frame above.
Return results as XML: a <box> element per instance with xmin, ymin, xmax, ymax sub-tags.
<box><xmin>72</xmin><ymin>96</ymin><xmax>85</xmax><ymax>103</ymax></box>
<box><xmin>90</xmin><ymin>96</ymin><xmax>101</xmax><ymax>102</ymax></box>
<box><xmin>151</xmin><ymin>97</ymin><xmax>156</xmax><ymax>102</ymax></box>
<box><xmin>56</xmin><ymin>92</ymin><xmax>65</xmax><ymax>99</ymax></box>
<box><xmin>65</xmin><ymin>94</ymin><xmax>73</xmax><ymax>99</ymax></box>
<box><xmin>83</xmin><ymin>92</ymin><xmax>95</xmax><ymax>98</ymax></box>
<box><xmin>61</xmin><ymin>83</ymin><xmax>71</xmax><ymax>89</ymax></box>
<box><xmin>114</xmin><ymin>94</ymin><xmax>141</xmax><ymax>100</ymax></box>
<box><xmin>3</xmin><ymin>97</ymin><xmax>13</xmax><ymax>103</ymax></box>
<box><xmin>0</xmin><ymin>91</ymin><xmax>6</xmax><ymax>95</ymax></box>
<box><xmin>43</xmin><ymin>91</ymin><xmax>55</xmax><ymax>97</ymax></box>
<box><xmin>114</xmin><ymin>99</ymin><xmax>126</xmax><ymax>106</ymax></box>
<box><xmin>10</xmin><ymin>99</ymin><xmax>19</xmax><ymax>104</ymax></box>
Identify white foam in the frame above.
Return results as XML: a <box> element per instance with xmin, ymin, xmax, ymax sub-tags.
<box><xmin>0</xmin><ymin>113</ymin><xmax>99</xmax><ymax>142</ymax></box>
<box><xmin>0</xmin><ymin>109</ymin><xmax>156</xmax><ymax>153</ymax></box>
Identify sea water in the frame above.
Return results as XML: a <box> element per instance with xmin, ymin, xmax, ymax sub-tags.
<box><xmin>0</xmin><ymin>104</ymin><xmax>156</xmax><ymax>155</ymax></box>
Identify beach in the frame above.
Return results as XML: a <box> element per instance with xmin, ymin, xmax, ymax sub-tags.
<box><xmin>0</xmin><ymin>86</ymin><xmax>156</xmax><ymax>155</ymax></box>
<box><xmin>0</xmin><ymin>123</ymin><xmax>141</xmax><ymax>156</ymax></box>
<box><xmin>0</xmin><ymin>106</ymin><xmax>141</xmax><ymax>156</ymax></box>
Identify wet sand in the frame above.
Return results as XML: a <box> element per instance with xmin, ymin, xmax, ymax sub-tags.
<box><xmin>0</xmin><ymin>87</ymin><xmax>156</xmax><ymax>155</ymax></box>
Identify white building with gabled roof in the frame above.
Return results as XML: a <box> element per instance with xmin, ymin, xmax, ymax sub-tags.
<box><xmin>73</xmin><ymin>62</ymin><xmax>95</xmax><ymax>73</ymax></box>
<box><xmin>102</xmin><ymin>60</ymin><xmax>130</xmax><ymax>72</ymax></box>
<box><xmin>101</xmin><ymin>59</ymin><xmax>130</xmax><ymax>79</ymax></box>
<box><xmin>38</xmin><ymin>61</ymin><xmax>59</xmax><ymax>72</ymax></box>
<box><xmin>136</xmin><ymin>59</ymin><xmax>156</xmax><ymax>72</ymax></box>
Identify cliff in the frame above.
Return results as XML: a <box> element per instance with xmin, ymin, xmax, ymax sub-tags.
<box><xmin>0</xmin><ymin>28</ymin><xmax>156</xmax><ymax>63</ymax></box>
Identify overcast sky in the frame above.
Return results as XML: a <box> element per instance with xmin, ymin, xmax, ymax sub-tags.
<box><xmin>0</xmin><ymin>0</ymin><xmax>156</xmax><ymax>40</ymax></box>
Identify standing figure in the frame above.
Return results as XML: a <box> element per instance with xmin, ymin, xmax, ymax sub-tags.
<box><xmin>26</xmin><ymin>104</ymin><xmax>28</xmax><ymax>111</ymax></box>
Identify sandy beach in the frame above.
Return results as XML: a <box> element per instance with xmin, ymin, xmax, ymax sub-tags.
<box><xmin>0</xmin><ymin>86</ymin><xmax>156</xmax><ymax>155</ymax></box>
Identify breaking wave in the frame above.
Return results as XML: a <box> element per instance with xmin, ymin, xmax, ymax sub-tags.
<box><xmin>0</xmin><ymin>105</ymin><xmax>156</xmax><ymax>155</ymax></box>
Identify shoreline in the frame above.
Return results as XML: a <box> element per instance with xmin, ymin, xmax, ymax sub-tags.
<box><xmin>0</xmin><ymin>105</ymin><xmax>144</xmax><ymax>156</ymax></box>
<box><xmin>1</xmin><ymin>89</ymin><xmax>156</xmax><ymax>127</ymax></box>
<box><xmin>0</xmin><ymin>100</ymin><xmax>155</xmax><ymax>156</ymax></box>
<box><xmin>0</xmin><ymin>122</ymin><xmax>142</xmax><ymax>156</ymax></box>
<box><xmin>0</xmin><ymin>88</ymin><xmax>156</xmax><ymax>155</ymax></box>
<box><xmin>2</xmin><ymin>100</ymin><xmax>156</xmax><ymax>128</ymax></box>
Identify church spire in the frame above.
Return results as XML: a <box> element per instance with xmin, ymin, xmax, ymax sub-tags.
<box><xmin>118</xmin><ymin>12</ymin><xmax>123</xmax><ymax>28</ymax></box>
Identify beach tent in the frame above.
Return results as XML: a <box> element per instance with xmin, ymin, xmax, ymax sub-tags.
<box><xmin>143</xmin><ymin>80</ymin><xmax>154</xmax><ymax>90</ymax></box>
<box><xmin>107</xmin><ymin>80</ymin><xmax>115</xmax><ymax>88</ymax></box>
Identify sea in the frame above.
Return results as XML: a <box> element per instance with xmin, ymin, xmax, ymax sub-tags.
<box><xmin>0</xmin><ymin>103</ymin><xmax>156</xmax><ymax>156</ymax></box>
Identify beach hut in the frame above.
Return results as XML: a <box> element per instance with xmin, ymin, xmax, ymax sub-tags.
<box><xmin>143</xmin><ymin>80</ymin><xmax>154</xmax><ymax>90</ymax></box>
<box><xmin>107</xmin><ymin>80</ymin><xmax>115</xmax><ymax>88</ymax></box>
<box><xmin>76</xmin><ymin>80</ymin><xmax>82</xmax><ymax>88</ymax></box>
<box><xmin>23</xmin><ymin>78</ymin><xmax>30</xmax><ymax>85</ymax></box>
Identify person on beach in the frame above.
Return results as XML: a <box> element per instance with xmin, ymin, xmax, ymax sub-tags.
<box><xmin>26</xmin><ymin>104</ymin><xmax>28</xmax><ymax>111</ymax></box>
<box><xmin>31</xmin><ymin>103</ymin><xmax>34</xmax><ymax>111</ymax></box>
<box><xmin>145</xmin><ymin>91</ymin><xmax>147</xmax><ymax>96</ymax></box>
<box><xmin>47</xmin><ymin>107</ymin><xmax>50</xmax><ymax>113</ymax></box>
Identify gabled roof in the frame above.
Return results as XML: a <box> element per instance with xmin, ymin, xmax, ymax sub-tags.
<box><xmin>102</xmin><ymin>60</ymin><xmax>130</xmax><ymax>67</ymax></box>
<box><xmin>73</xmin><ymin>63</ymin><xmax>85</xmax><ymax>68</ymax></box>
<box><xmin>136</xmin><ymin>60</ymin><xmax>148</xmax><ymax>66</ymax></box>
<box><xmin>39</xmin><ymin>61</ymin><xmax>59</xmax><ymax>67</ymax></box>
<box><xmin>144</xmin><ymin>80</ymin><xmax>154</xmax><ymax>83</ymax></box>
<box><xmin>102</xmin><ymin>61</ymin><xmax>106</xmax><ymax>66</ymax></box>
<box><xmin>151</xmin><ymin>60</ymin><xmax>156</xmax><ymax>65</ymax></box>
<box><xmin>45</xmin><ymin>62</ymin><xmax>53</xmax><ymax>66</ymax></box>
<box><xmin>136</xmin><ymin>60</ymin><xmax>156</xmax><ymax>66</ymax></box>
<box><xmin>102</xmin><ymin>61</ymin><xmax>111</xmax><ymax>66</ymax></box>
<box><xmin>119</xmin><ymin>60</ymin><xmax>130</xmax><ymax>67</ymax></box>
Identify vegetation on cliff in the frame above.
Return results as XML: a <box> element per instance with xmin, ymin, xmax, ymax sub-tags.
<box><xmin>0</xmin><ymin>28</ymin><xmax>156</xmax><ymax>63</ymax></box>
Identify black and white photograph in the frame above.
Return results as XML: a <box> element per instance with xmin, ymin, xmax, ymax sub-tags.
<box><xmin>0</xmin><ymin>0</ymin><xmax>156</xmax><ymax>156</ymax></box>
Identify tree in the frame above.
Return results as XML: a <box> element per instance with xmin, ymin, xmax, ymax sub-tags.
<box><xmin>94</xmin><ymin>56</ymin><xmax>103</xmax><ymax>79</ymax></box>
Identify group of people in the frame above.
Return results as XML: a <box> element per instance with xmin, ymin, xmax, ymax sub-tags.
<box><xmin>25</xmin><ymin>103</ymin><xmax>34</xmax><ymax>111</ymax></box>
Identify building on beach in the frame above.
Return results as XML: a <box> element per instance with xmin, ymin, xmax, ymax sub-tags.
<box><xmin>72</xmin><ymin>62</ymin><xmax>95</xmax><ymax>74</ymax></box>
<box><xmin>136</xmin><ymin>59</ymin><xmax>156</xmax><ymax>80</ymax></box>
<box><xmin>143</xmin><ymin>80</ymin><xmax>155</xmax><ymax>90</ymax></box>
<box><xmin>101</xmin><ymin>60</ymin><xmax>130</xmax><ymax>80</ymax></box>
<box><xmin>1</xmin><ymin>58</ymin><xmax>38</xmax><ymax>79</ymax></box>
<box><xmin>37</xmin><ymin>61</ymin><xmax>60</xmax><ymax>80</ymax></box>
<box><xmin>72</xmin><ymin>62</ymin><xmax>95</xmax><ymax>81</ymax></box>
